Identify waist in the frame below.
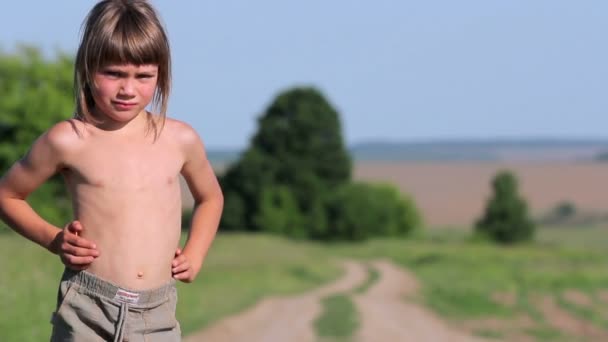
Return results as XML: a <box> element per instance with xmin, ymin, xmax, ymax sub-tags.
<box><xmin>62</xmin><ymin>268</ymin><xmax>176</xmax><ymax>307</ymax></box>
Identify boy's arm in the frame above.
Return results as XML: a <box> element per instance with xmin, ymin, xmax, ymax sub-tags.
<box><xmin>0</xmin><ymin>122</ymin><xmax>98</xmax><ymax>267</ymax></box>
<box><xmin>172</xmin><ymin>123</ymin><xmax>223</xmax><ymax>282</ymax></box>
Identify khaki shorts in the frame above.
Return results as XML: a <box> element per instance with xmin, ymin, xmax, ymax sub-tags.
<box><xmin>50</xmin><ymin>269</ymin><xmax>181</xmax><ymax>342</ymax></box>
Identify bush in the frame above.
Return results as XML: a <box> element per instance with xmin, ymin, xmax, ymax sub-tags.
<box><xmin>253</xmin><ymin>186</ymin><xmax>306</xmax><ymax>238</ymax></box>
<box><xmin>0</xmin><ymin>47</ymin><xmax>74</xmax><ymax>231</ymax></box>
<box><xmin>219</xmin><ymin>87</ymin><xmax>352</xmax><ymax>238</ymax></box>
<box><xmin>324</xmin><ymin>182</ymin><xmax>422</xmax><ymax>242</ymax></box>
<box><xmin>475</xmin><ymin>170</ymin><xmax>535</xmax><ymax>244</ymax></box>
<box><xmin>218</xmin><ymin>86</ymin><xmax>423</xmax><ymax>242</ymax></box>
<box><xmin>540</xmin><ymin>201</ymin><xmax>577</xmax><ymax>225</ymax></box>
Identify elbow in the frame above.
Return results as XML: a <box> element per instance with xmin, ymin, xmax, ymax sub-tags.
<box><xmin>0</xmin><ymin>189</ymin><xmax>15</xmax><ymax>211</ymax></box>
<box><xmin>213</xmin><ymin>187</ymin><xmax>224</xmax><ymax>210</ymax></box>
<box><xmin>194</xmin><ymin>187</ymin><xmax>224</xmax><ymax>209</ymax></box>
<box><xmin>216</xmin><ymin>187</ymin><xmax>224</xmax><ymax>207</ymax></box>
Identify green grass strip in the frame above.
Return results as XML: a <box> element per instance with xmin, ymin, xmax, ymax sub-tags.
<box><xmin>315</xmin><ymin>294</ymin><xmax>359</xmax><ymax>340</ymax></box>
<box><xmin>353</xmin><ymin>264</ymin><xmax>380</xmax><ymax>294</ymax></box>
<box><xmin>556</xmin><ymin>293</ymin><xmax>608</xmax><ymax>330</ymax></box>
<box><xmin>524</xmin><ymin>326</ymin><xmax>565</xmax><ymax>341</ymax></box>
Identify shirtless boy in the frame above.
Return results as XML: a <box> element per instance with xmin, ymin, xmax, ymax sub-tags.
<box><xmin>0</xmin><ymin>1</ymin><xmax>223</xmax><ymax>341</ymax></box>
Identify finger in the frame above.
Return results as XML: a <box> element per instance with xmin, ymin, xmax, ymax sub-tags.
<box><xmin>67</xmin><ymin>263</ymin><xmax>91</xmax><ymax>271</ymax></box>
<box><xmin>63</xmin><ymin>255</ymin><xmax>95</xmax><ymax>266</ymax></box>
<box><xmin>62</xmin><ymin>244</ymin><xmax>100</xmax><ymax>257</ymax></box>
<box><xmin>64</xmin><ymin>234</ymin><xmax>97</xmax><ymax>250</ymax></box>
<box><xmin>171</xmin><ymin>255</ymin><xmax>186</xmax><ymax>267</ymax></box>
<box><xmin>172</xmin><ymin>262</ymin><xmax>190</xmax><ymax>274</ymax></box>
<box><xmin>66</xmin><ymin>221</ymin><xmax>83</xmax><ymax>235</ymax></box>
<box><xmin>173</xmin><ymin>270</ymin><xmax>192</xmax><ymax>282</ymax></box>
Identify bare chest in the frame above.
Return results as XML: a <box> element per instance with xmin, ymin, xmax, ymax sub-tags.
<box><xmin>66</xmin><ymin>140</ymin><xmax>184</xmax><ymax>191</ymax></box>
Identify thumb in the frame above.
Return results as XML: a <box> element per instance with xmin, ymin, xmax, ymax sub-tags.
<box><xmin>67</xmin><ymin>221</ymin><xmax>83</xmax><ymax>235</ymax></box>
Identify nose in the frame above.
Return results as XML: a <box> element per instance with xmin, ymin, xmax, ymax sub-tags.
<box><xmin>118</xmin><ymin>79</ymin><xmax>136</xmax><ymax>97</ymax></box>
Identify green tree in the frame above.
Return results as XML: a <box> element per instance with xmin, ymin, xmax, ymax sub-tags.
<box><xmin>325</xmin><ymin>182</ymin><xmax>422</xmax><ymax>241</ymax></box>
<box><xmin>253</xmin><ymin>185</ymin><xmax>305</xmax><ymax>238</ymax></box>
<box><xmin>220</xmin><ymin>87</ymin><xmax>352</xmax><ymax>238</ymax></box>
<box><xmin>0</xmin><ymin>46</ymin><xmax>74</xmax><ymax>230</ymax></box>
<box><xmin>475</xmin><ymin>170</ymin><xmax>535</xmax><ymax>244</ymax></box>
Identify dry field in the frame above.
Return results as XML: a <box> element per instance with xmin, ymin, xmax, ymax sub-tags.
<box><xmin>354</xmin><ymin>161</ymin><xmax>608</xmax><ymax>227</ymax></box>
<box><xmin>182</xmin><ymin>161</ymin><xmax>608</xmax><ymax>228</ymax></box>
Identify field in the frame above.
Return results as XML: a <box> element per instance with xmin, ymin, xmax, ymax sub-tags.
<box><xmin>2</xmin><ymin>227</ymin><xmax>608</xmax><ymax>341</ymax></box>
<box><xmin>3</xmin><ymin>161</ymin><xmax>608</xmax><ymax>341</ymax></box>
<box><xmin>353</xmin><ymin>161</ymin><xmax>608</xmax><ymax>227</ymax></box>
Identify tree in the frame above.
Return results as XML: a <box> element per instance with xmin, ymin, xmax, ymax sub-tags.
<box><xmin>0</xmin><ymin>46</ymin><xmax>74</xmax><ymax>229</ymax></box>
<box><xmin>325</xmin><ymin>182</ymin><xmax>422</xmax><ymax>241</ymax></box>
<box><xmin>595</xmin><ymin>151</ymin><xmax>608</xmax><ymax>162</ymax></box>
<box><xmin>220</xmin><ymin>87</ymin><xmax>352</xmax><ymax>238</ymax></box>
<box><xmin>253</xmin><ymin>185</ymin><xmax>305</xmax><ymax>238</ymax></box>
<box><xmin>475</xmin><ymin>170</ymin><xmax>535</xmax><ymax>244</ymax></box>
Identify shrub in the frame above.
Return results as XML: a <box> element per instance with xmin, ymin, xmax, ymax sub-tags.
<box><xmin>219</xmin><ymin>87</ymin><xmax>351</xmax><ymax>238</ymax></box>
<box><xmin>253</xmin><ymin>186</ymin><xmax>306</xmax><ymax>238</ymax></box>
<box><xmin>475</xmin><ymin>170</ymin><xmax>535</xmax><ymax>244</ymax></box>
<box><xmin>324</xmin><ymin>182</ymin><xmax>422</xmax><ymax>242</ymax></box>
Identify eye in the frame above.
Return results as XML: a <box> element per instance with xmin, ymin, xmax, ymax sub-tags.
<box><xmin>137</xmin><ymin>74</ymin><xmax>156</xmax><ymax>79</ymax></box>
<box><xmin>104</xmin><ymin>71</ymin><xmax>121</xmax><ymax>78</ymax></box>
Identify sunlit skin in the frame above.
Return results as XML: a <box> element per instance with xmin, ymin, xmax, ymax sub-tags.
<box><xmin>0</xmin><ymin>64</ymin><xmax>223</xmax><ymax>289</ymax></box>
<box><xmin>91</xmin><ymin>64</ymin><xmax>158</xmax><ymax>130</ymax></box>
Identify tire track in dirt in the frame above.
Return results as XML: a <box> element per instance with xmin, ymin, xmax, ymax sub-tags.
<box><xmin>185</xmin><ymin>259</ymin><xmax>490</xmax><ymax>342</ymax></box>
<box><xmin>184</xmin><ymin>260</ymin><xmax>367</xmax><ymax>342</ymax></box>
<box><xmin>353</xmin><ymin>260</ymin><xmax>489</xmax><ymax>342</ymax></box>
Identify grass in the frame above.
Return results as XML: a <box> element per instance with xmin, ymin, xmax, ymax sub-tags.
<box><xmin>352</xmin><ymin>264</ymin><xmax>380</xmax><ymax>294</ymax></box>
<box><xmin>314</xmin><ymin>294</ymin><xmax>358</xmax><ymax>340</ymax></box>
<box><xmin>556</xmin><ymin>292</ymin><xmax>608</xmax><ymax>330</ymax></box>
<box><xmin>0</xmin><ymin>232</ymin><xmax>338</xmax><ymax>342</ymax></box>
<box><xmin>325</xmin><ymin>225</ymin><xmax>608</xmax><ymax>340</ymax></box>
<box><xmin>2</xmin><ymin>225</ymin><xmax>608</xmax><ymax>341</ymax></box>
<box><xmin>536</xmin><ymin>224</ymin><xmax>608</xmax><ymax>250</ymax></box>
<box><xmin>313</xmin><ymin>262</ymin><xmax>380</xmax><ymax>340</ymax></box>
<box><xmin>525</xmin><ymin>326</ymin><xmax>565</xmax><ymax>341</ymax></box>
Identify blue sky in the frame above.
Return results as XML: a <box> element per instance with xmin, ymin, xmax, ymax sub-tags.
<box><xmin>1</xmin><ymin>1</ymin><xmax>607</xmax><ymax>149</ymax></box>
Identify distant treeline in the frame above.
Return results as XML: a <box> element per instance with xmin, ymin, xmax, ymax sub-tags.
<box><xmin>208</xmin><ymin>139</ymin><xmax>608</xmax><ymax>164</ymax></box>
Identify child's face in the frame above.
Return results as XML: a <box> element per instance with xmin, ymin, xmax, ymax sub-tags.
<box><xmin>91</xmin><ymin>63</ymin><xmax>158</xmax><ymax>124</ymax></box>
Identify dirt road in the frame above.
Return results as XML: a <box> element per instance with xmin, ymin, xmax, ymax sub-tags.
<box><xmin>185</xmin><ymin>259</ymin><xmax>486</xmax><ymax>342</ymax></box>
<box><xmin>353</xmin><ymin>260</ymin><xmax>485</xmax><ymax>342</ymax></box>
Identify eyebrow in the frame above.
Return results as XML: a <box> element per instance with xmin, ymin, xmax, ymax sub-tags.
<box><xmin>101</xmin><ymin>67</ymin><xmax>157</xmax><ymax>76</ymax></box>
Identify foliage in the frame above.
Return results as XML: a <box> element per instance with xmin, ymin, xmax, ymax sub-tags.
<box><xmin>475</xmin><ymin>170</ymin><xmax>535</xmax><ymax>244</ymax></box>
<box><xmin>551</xmin><ymin>201</ymin><xmax>577</xmax><ymax>220</ymax></box>
<box><xmin>0</xmin><ymin>46</ymin><xmax>74</xmax><ymax>230</ymax></box>
<box><xmin>540</xmin><ymin>201</ymin><xmax>578</xmax><ymax>226</ymax></box>
<box><xmin>314</xmin><ymin>294</ymin><xmax>359</xmax><ymax>339</ymax></box>
<box><xmin>253</xmin><ymin>185</ymin><xmax>306</xmax><ymax>238</ymax></box>
<box><xmin>323</xmin><ymin>182</ymin><xmax>422</xmax><ymax>241</ymax></box>
<box><xmin>219</xmin><ymin>87</ymin><xmax>353</xmax><ymax>239</ymax></box>
<box><xmin>595</xmin><ymin>151</ymin><xmax>608</xmax><ymax>162</ymax></box>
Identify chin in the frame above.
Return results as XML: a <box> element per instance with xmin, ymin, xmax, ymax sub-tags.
<box><xmin>110</xmin><ymin>110</ymin><xmax>145</xmax><ymax>122</ymax></box>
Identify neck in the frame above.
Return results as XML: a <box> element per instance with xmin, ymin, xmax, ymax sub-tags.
<box><xmin>92</xmin><ymin>109</ymin><xmax>152</xmax><ymax>135</ymax></box>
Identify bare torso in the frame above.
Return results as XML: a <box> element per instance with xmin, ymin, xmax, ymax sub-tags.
<box><xmin>62</xmin><ymin>120</ymin><xmax>184</xmax><ymax>289</ymax></box>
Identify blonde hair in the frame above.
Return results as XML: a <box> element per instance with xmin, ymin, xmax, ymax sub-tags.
<box><xmin>74</xmin><ymin>0</ymin><xmax>171</xmax><ymax>138</ymax></box>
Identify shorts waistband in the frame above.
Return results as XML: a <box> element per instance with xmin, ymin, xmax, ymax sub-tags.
<box><xmin>62</xmin><ymin>269</ymin><xmax>175</xmax><ymax>306</ymax></box>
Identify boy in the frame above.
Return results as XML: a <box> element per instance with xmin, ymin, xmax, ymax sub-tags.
<box><xmin>0</xmin><ymin>1</ymin><xmax>223</xmax><ymax>341</ymax></box>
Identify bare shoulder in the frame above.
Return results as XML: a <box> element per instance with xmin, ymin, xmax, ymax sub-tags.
<box><xmin>17</xmin><ymin>119</ymin><xmax>85</xmax><ymax>171</ymax></box>
<box><xmin>41</xmin><ymin>119</ymin><xmax>86</xmax><ymax>154</ymax></box>
<box><xmin>163</xmin><ymin>118</ymin><xmax>203</xmax><ymax>148</ymax></box>
<box><xmin>45</xmin><ymin>119</ymin><xmax>86</xmax><ymax>149</ymax></box>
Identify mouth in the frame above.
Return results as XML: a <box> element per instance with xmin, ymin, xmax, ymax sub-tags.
<box><xmin>112</xmin><ymin>101</ymin><xmax>138</xmax><ymax>110</ymax></box>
